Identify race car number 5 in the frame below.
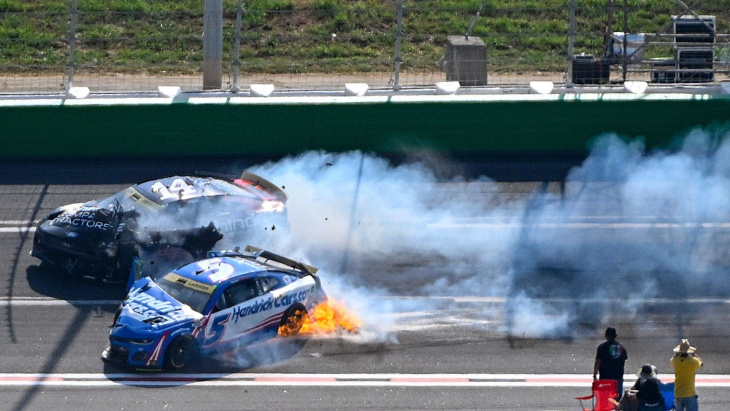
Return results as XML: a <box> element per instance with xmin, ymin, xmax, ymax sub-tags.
<box><xmin>151</xmin><ymin>179</ymin><xmax>198</xmax><ymax>201</ymax></box>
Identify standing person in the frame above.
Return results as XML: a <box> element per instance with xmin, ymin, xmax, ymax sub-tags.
<box><xmin>671</xmin><ymin>339</ymin><xmax>703</xmax><ymax>411</ymax></box>
<box><xmin>593</xmin><ymin>326</ymin><xmax>628</xmax><ymax>400</ymax></box>
<box><xmin>631</xmin><ymin>364</ymin><xmax>664</xmax><ymax>411</ymax></box>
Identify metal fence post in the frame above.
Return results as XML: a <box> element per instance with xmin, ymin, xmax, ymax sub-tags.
<box><xmin>203</xmin><ymin>0</ymin><xmax>223</xmax><ymax>90</ymax></box>
<box><xmin>566</xmin><ymin>0</ymin><xmax>576</xmax><ymax>87</ymax></box>
<box><xmin>622</xmin><ymin>0</ymin><xmax>629</xmax><ymax>82</ymax></box>
<box><xmin>231</xmin><ymin>0</ymin><xmax>244</xmax><ymax>92</ymax></box>
<box><xmin>393</xmin><ymin>0</ymin><xmax>404</xmax><ymax>91</ymax></box>
<box><xmin>66</xmin><ymin>0</ymin><xmax>78</xmax><ymax>93</ymax></box>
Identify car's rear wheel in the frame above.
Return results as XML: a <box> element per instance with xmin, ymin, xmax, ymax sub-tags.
<box><xmin>163</xmin><ymin>336</ymin><xmax>199</xmax><ymax>370</ymax></box>
<box><xmin>279</xmin><ymin>303</ymin><xmax>308</xmax><ymax>337</ymax></box>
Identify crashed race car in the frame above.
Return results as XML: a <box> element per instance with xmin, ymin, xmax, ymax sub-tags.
<box><xmin>102</xmin><ymin>245</ymin><xmax>326</xmax><ymax>371</ymax></box>
<box><xmin>31</xmin><ymin>172</ymin><xmax>288</xmax><ymax>283</ymax></box>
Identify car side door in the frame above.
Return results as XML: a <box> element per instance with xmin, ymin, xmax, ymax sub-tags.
<box><xmin>203</xmin><ymin>278</ymin><xmax>260</xmax><ymax>347</ymax></box>
<box><xmin>203</xmin><ymin>273</ymin><xmax>318</xmax><ymax>348</ymax></box>
<box><xmin>204</xmin><ymin>276</ymin><xmax>288</xmax><ymax>346</ymax></box>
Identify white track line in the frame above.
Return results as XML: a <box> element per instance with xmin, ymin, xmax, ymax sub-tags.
<box><xmin>0</xmin><ymin>373</ymin><xmax>729</xmax><ymax>387</ymax></box>
<box><xmin>0</xmin><ymin>297</ymin><xmax>121</xmax><ymax>307</ymax></box>
<box><xmin>2</xmin><ymin>296</ymin><xmax>730</xmax><ymax>307</ymax></box>
<box><xmin>0</xmin><ymin>227</ymin><xmax>35</xmax><ymax>233</ymax></box>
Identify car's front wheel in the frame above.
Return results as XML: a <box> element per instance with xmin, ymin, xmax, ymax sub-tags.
<box><xmin>279</xmin><ymin>303</ymin><xmax>308</xmax><ymax>337</ymax></box>
<box><xmin>163</xmin><ymin>336</ymin><xmax>199</xmax><ymax>370</ymax></box>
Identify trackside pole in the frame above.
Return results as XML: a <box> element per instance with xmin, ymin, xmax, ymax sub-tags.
<box><xmin>231</xmin><ymin>0</ymin><xmax>244</xmax><ymax>92</ymax></box>
<box><xmin>393</xmin><ymin>0</ymin><xmax>404</xmax><ymax>91</ymax></box>
<box><xmin>567</xmin><ymin>0</ymin><xmax>576</xmax><ymax>88</ymax></box>
<box><xmin>66</xmin><ymin>0</ymin><xmax>78</xmax><ymax>93</ymax></box>
<box><xmin>203</xmin><ymin>0</ymin><xmax>223</xmax><ymax>89</ymax></box>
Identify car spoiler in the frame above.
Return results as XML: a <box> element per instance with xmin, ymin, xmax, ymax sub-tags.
<box><xmin>239</xmin><ymin>170</ymin><xmax>288</xmax><ymax>203</ymax></box>
<box><xmin>192</xmin><ymin>170</ymin><xmax>287</xmax><ymax>203</ymax></box>
<box><xmin>243</xmin><ymin>245</ymin><xmax>319</xmax><ymax>276</ymax></box>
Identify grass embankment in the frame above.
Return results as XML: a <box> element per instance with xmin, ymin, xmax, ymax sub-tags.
<box><xmin>1</xmin><ymin>0</ymin><xmax>729</xmax><ymax>74</ymax></box>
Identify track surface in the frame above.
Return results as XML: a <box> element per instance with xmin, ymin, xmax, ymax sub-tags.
<box><xmin>1</xmin><ymin>158</ymin><xmax>729</xmax><ymax>411</ymax></box>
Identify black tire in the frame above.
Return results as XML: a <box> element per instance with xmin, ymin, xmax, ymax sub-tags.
<box><xmin>163</xmin><ymin>336</ymin><xmax>199</xmax><ymax>370</ymax></box>
<box><xmin>279</xmin><ymin>303</ymin><xmax>308</xmax><ymax>337</ymax></box>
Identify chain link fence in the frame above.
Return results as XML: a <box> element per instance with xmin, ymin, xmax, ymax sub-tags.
<box><xmin>1</xmin><ymin>1</ymin><xmax>729</xmax><ymax>94</ymax></box>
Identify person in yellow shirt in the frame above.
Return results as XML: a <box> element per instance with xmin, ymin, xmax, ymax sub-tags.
<box><xmin>671</xmin><ymin>339</ymin><xmax>703</xmax><ymax>411</ymax></box>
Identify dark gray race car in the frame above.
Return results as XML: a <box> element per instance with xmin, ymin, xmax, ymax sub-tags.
<box><xmin>31</xmin><ymin>171</ymin><xmax>288</xmax><ymax>283</ymax></box>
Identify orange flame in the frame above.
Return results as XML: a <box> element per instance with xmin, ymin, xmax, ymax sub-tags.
<box><xmin>279</xmin><ymin>299</ymin><xmax>361</xmax><ymax>336</ymax></box>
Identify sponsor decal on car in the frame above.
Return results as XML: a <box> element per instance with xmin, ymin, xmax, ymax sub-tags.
<box><xmin>163</xmin><ymin>273</ymin><xmax>216</xmax><ymax>294</ymax></box>
<box><xmin>231</xmin><ymin>289</ymin><xmax>309</xmax><ymax>322</ymax></box>
<box><xmin>216</xmin><ymin>215</ymin><xmax>268</xmax><ymax>233</ymax></box>
<box><xmin>53</xmin><ymin>207</ymin><xmax>114</xmax><ymax>231</ymax></box>
<box><xmin>125</xmin><ymin>294</ymin><xmax>188</xmax><ymax>325</ymax></box>
<box><xmin>128</xmin><ymin>293</ymin><xmax>179</xmax><ymax>314</ymax></box>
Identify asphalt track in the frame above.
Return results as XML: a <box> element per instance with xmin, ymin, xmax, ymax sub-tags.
<box><xmin>1</xmin><ymin>157</ymin><xmax>730</xmax><ymax>411</ymax></box>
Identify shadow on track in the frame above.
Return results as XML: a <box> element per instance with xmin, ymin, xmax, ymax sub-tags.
<box><xmin>101</xmin><ymin>337</ymin><xmax>309</xmax><ymax>379</ymax></box>
<box><xmin>1</xmin><ymin>153</ymin><xmax>585</xmax><ymax>185</ymax></box>
<box><xmin>1</xmin><ymin>157</ymin><xmax>274</xmax><ymax>185</ymax></box>
<box><xmin>3</xmin><ymin>185</ymin><xmax>48</xmax><ymax>345</ymax></box>
<box><xmin>26</xmin><ymin>264</ymin><xmax>127</xmax><ymax>302</ymax></box>
<box><xmin>11</xmin><ymin>308</ymin><xmax>93</xmax><ymax>411</ymax></box>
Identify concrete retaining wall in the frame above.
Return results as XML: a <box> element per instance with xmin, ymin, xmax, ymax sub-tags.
<box><xmin>2</xmin><ymin>94</ymin><xmax>729</xmax><ymax>159</ymax></box>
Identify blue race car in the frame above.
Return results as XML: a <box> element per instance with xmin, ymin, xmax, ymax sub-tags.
<box><xmin>101</xmin><ymin>245</ymin><xmax>326</xmax><ymax>371</ymax></box>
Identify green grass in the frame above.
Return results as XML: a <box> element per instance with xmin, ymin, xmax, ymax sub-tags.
<box><xmin>1</xmin><ymin>0</ymin><xmax>729</xmax><ymax>74</ymax></box>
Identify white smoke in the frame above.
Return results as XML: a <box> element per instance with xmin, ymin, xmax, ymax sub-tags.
<box><xmin>193</xmin><ymin>125</ymin><xmax>730</xmax><ymax>341</ymax></box>
<box><xmin>249</xmin><ymin>151</ymin><xmax>519</xmax><ymax>283</ymax></box>
<box><xmin>506</xmin><ymin>127</ymin><xmax>730</xmax><ymax>337</ymax></box>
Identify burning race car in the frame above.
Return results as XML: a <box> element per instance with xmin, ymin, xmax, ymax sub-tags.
<box><xmin>101</xmin><ymin>245</ymin><xmax>326</xmax><ymax>371</ymax></box>
<box><xmin>31</xmin><ymin>172</ymin><xmax>288</xmax><ymax>283</ymax></box>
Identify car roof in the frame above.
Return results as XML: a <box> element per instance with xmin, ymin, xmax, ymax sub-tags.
<box><xmin>166</xmin><ymin>246</ymin><xmax>317</xmax><ymax>287</ymax></box>
<box><xmin>132</xmin><ymin>175</ymin><xmax>260</xmax><ymax>206</ymax></box>
<box><xmin>171</xmin><ymin>256</ymin><xmax>273</xmax><ymax>286</ymax></box>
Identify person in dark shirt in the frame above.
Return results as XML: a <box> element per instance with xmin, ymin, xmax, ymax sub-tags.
<box><xmin>593</xmin><ymin>327</ymin><xmax>628</xmax><ymax>400</ymax></box>
<box><xmin>631</xmin><ymin>364</ymin><xmax>665</xmax><ymax>411</ymax></box>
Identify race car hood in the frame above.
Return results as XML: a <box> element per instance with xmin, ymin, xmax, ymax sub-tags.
<box><xmin>114</xmin><ymin>277</ymin><xmax>203</xmax><ymax>335</ymax></box>
<box><xmin>41</xmin><ymin>201</ymin><xmax>120</xmax><ymax>244</ymax></box>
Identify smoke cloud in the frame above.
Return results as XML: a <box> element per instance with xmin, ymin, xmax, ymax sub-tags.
<box><xmin>242</xmin><ymin>125</ymin><xmax>730</xmax><ymax>339</ymax></box>
<box><xmin>122</xmin><ymin>125</ymin><xmax>728</xmax><ymax>342</ymax></box>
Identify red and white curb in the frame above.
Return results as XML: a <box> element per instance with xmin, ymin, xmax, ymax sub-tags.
<box><xmin>1</xmin><ymin>373</ymin><xmax>730</xmax><ymax>387</ymax></box>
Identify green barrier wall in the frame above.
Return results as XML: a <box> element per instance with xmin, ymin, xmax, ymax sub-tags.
<box><xmin>2</xmin><ymin>98</ymin><xmax>730</xmax><ymax>159</ymax></box>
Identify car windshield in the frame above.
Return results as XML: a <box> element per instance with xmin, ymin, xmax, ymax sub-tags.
<box><xmin>155</xmin><ymin>274</ymin><xmax>215</xmax><ymax>314</ymax></box>
<box><xmin>98</xmin><ymin>189</ymin><xmax>148</xmax><ymax>211</ymax></box>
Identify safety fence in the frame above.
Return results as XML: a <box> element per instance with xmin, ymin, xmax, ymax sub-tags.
<box><xmin>1</xmin><ymin>1</ymin><xmax>729</xmax><ymax>94</ymax></box>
